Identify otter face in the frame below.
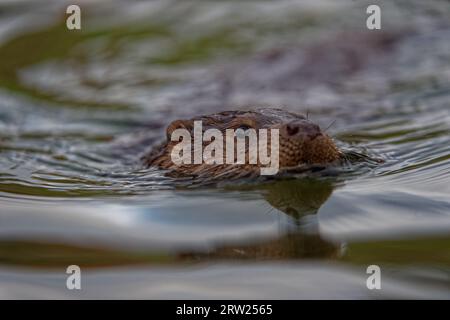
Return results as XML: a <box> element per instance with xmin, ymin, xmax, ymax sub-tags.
<box><xmin>147</xmin><ymin>108</ymin><xmax>341</xmax><ymax>176</ymax></box>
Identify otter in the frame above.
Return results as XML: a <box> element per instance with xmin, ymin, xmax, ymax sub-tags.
<box><xmin>144</xmin><ymin>108</ymin><xmax>341</xmax><ymax>180</ymax></box>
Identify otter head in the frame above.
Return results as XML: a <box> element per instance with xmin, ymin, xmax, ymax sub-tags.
<box><xmin>145</xmin><ymin>108</ymin><xmax>341</xmax><ymax>178</ymax></box>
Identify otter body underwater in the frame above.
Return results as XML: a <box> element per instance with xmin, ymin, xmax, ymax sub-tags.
<box><xmin>143</xmin><ymin>108</ymin><xmax>342</xmax><ymax>180</ymax></box>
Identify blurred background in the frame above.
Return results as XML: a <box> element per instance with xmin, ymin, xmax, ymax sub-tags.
<box><xmin>0</xmin><ymin>0</ymin><xmax>449</xmax><ymax>298</ymax></box>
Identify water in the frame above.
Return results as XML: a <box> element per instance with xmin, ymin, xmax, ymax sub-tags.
<box><xmin>0</xmin><ymin>0</ymin><xmax>449</xmax><ymax>299</ymax></box>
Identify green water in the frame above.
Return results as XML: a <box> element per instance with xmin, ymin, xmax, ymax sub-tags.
<box><xmin>0</xmin><ymin>0</ymin><xmax>449</xmax><ymax>298</ymax></box>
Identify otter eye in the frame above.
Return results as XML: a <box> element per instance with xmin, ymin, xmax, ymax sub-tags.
<box><xmin>236</xmin><ymin>125</ymin><xmax>251</xmax><ymax>131</ymax></box>
<box><xmin>235</xmin><ymin>125</ymin><xmax>252</xmax><ymax>139</ymax></box>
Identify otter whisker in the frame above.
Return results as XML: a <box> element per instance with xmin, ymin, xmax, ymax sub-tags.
<box><xmin>324</xmin><ymin>119</ymin><xmax>336</xmax><ymax>132</ymax></box>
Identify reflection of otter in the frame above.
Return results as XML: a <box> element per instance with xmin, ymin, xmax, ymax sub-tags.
<box><xmin>180</xmin><ymin>179</ymin><xmax>340</xmax><ymax>261</ymax></box>
<box><xmin>179</xmin><ymin>232</ymin><xmax>338</xmax><ymax>261</ymax></box>
<box><xmin>228</xmin><ymin>178</ymin><xmax>335</xmax><ymax>220</ymax></box>
<box><xmin>144</xmin><ymin>108</ymin><xmax>341</xmax><ymax>180</ymax></box>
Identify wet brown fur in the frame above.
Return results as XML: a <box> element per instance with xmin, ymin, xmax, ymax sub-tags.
<box><xmin>144</xmin><ymin>108</ymin><xmax>341</xmax><ymax>179</ymax></box>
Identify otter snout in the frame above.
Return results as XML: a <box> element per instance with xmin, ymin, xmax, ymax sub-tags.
<box><xmin>282</xmin><ymin>120</ymin><xmax>322</xmax><ymax>141</ymax></box>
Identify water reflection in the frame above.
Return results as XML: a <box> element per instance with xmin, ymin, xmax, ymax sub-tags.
<box><xmin>0</xmin><ymin>178</ymin><xmax>339</xmax><ymax>265</ymax></box>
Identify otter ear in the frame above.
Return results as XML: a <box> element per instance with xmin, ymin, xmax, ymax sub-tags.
<box><xmin>166</xmin><ymin>119</ymin><xmax>193</xmax><ymax>140</ymax></box>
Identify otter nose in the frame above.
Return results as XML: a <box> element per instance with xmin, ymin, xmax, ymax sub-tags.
<box><xmin>284</xmin><ymin>120</ymin><xmax>322</xmax><ymax>140</ymax></box>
